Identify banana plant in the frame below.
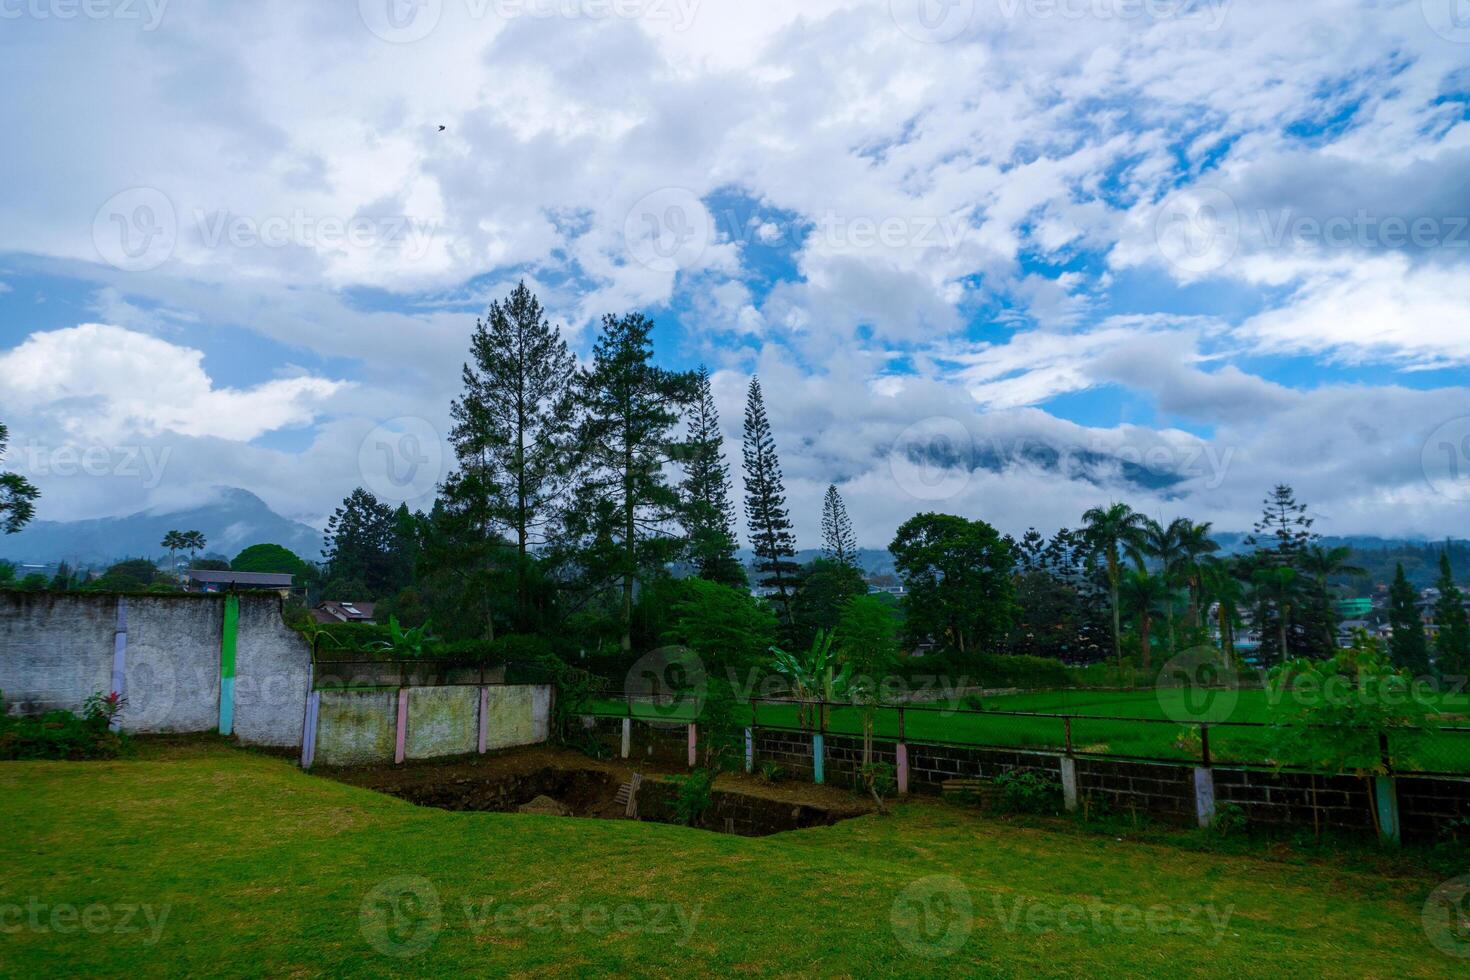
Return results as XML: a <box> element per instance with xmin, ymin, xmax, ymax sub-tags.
<box><xmin>367</xmin><ymin>616</ymin><xmax>435</xmax><ymax>658</ymax></box>
<box><xmin>769</xmin><ymin>629</ymin><xmax>850</xmax><ymax>730</ymax></box>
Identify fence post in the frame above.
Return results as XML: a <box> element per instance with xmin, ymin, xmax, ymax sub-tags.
<box><xmin>299</xmin><ymin>689</ymin><xmax>320</xmax><ymax>769</ymax></box>
<box><xmin>110</xmin><ymin>597</ymin><xmax>128</xmax><ymax>733</ymax></box>
<box><xmin>744</xmin><ymin>726</ymin><xmax>754</xmax><ymax>774</ymax></box>
<box><xmin>478</xmin><ymin>686</ymin><xmax>490</xmax><ymax>755</ymax></box>
<box><xmin>1193</xmin><ymin>723</ymin><xmax>1216</xmax><ymax>829</ymax></box>
<box><xmin>812</xmin><ymin>702</ymin><xmax>825</xmax><ymax>785</ymax></box>
<box><xmin>896</xmin><ymin>707</ymin><xmax>909</xmax><ymax>795</ymax></box>
<box><xmin>687</xmin><ymin>723</ymin><xmax>697</xmax><ymax>769</ymax></box>
<box><xmin>1060</xmin><ymin>715</ymin><xmax>1078</xmax><ymax>812</ymax></box>
<box><xmin>1374</xmin><ymin>731</ymin><xmax>1400</xmax><ymax>843</ymax></box>
<box><xmin>621</xmin><ymin>717</ymin><xmax>632</xmax><ymax>759</ymax></box>
<box><xmin>394</xmin><ymin>687</ymin><xmax>409</xmax><ymax>764</ymax></box>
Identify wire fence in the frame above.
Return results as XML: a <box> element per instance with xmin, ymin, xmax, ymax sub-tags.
<box><xmin>579</xmin><ymin>693</ymin><xmax>1470</xmax><ymax>778</ymax></box>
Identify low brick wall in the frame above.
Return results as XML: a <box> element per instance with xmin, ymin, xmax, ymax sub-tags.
<box><xmin>609</xmin><ymin>718</ymin><xmax>1470</xmax><ymax>844</ymax></box>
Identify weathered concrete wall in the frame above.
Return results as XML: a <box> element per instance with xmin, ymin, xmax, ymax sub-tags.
<box><xmin>315</xmin><ymin>690</ymin><xmax>398</xmax><ymax>766</ymax></box>
<box><xmin>484</xmin><ymin>685</ymin><xmax>552</xmax><ymax>751</ymax></box>
<box><xmin>233</xmin><ymin>597</ymin><xmax>311</xmax><ymax>747</ymax></box>
<box><xmin>406</xmin><ymin>687</ymin><xmax>479</xmax><ymax>760</ymax></box>
<box><xmin>122</xmin><ymin>596</ymin><xmax>221</xmax><ymax>734</ymax></box>
<box><xmin>0</xmin><ymin>591</ymin><xmax>114</xmax><ymax>716</ymax></box>
<box><xmin>0</xmin><ymin>591</ymin><xmax>310</xmax><ymax>744</ymax></box>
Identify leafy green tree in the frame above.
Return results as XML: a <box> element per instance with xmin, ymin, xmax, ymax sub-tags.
<box><xmin>89</xmin><ymin>558</ymin><xmax>159</xmax><ymax>592</ymax></box>
<box><xmin>770</xmin><ymin>629</ymin><xmax>849</xmax><ymax>730</ymax></box>
<box><xmin>1081</xmin><ymin>502</ymin><xmax>1148</xmax><ymax>667</ymax></box>
<box><xmin>1007</xmin><ymin>527</ymin><xmax>1110</xmax><ymax>662</ymax></box>
<box><xmin>1388</xmin><ymin>562</ymin><xmax>1430</xmax><ymax>674</ymax></box>
<box><xmin>569</xmin><ymin>312</ymin><xmax>692</xmax><ymax>653</ymax></box>
<box><xmin>1245</xmin><ymin>483</ymin><xmax>1316</xmax><ymax>565</ymax></box>
<box><xmin>231</xmin><ymin>543</ymin><xmax>309</xmax><ymax>577</ymax></box>
<box><xmin>1175</xmin><ymin>519</ymin><xmax>1219</xmax><ymax>628</ymax></box>
<box><xmin>838</xmin><ymin>594</ymin><xmax>901</xmax><ymax>768</ymax></box>
<box><xmin>0</xmin><ymin>560</ymin><xmax>13</xmax><ymax>584</ymax></box>
<box><xmin>678</xmin><ymin>366</ymin><xmax>744</xmax><ymax>587</ymax></box>
<box><xmin>1200</xmin><ymin>556</ymin><xmax>1247</xmax><ymax>662</ymax></box>
<box><xmin>1433</xmin><ymin>551</ymin><xmax>1470</xmax><ymax>677</ymax></box>
<box><xmin>414</xmin><ymin>497</ymin><xmax>515</xmax><ymax>641</ymax></box>
<box><xmin>742</xmin><ymin>377</ymin><xmax>799</xmax><ymax>629</ymax></box>
<box><xmin>48</xmin><ymin>561</ymin><xmax>73</xmax><ymax>591</ymax></box>
<box><xmin>820</xmin><ymin>484</ymin><xmax>858</xmax><ymax>568</ymax></box>
<box><xmin>889</xmin><ymin>513</ymin><xmax>1015</xmax><ymax>661</ymax></box>
<box><xmin>181</xmin><ymin>531</ymin><xmax>206</xmax><ymax>565</ymax></box>
<box><xmin>664</xmin><ymin>577</ymin><xmax>778</xmax><ymax>675</ymax></box>
<box><xmin>449</xmin><ymin>282</ymin><xmax>577</xmax><ymax>628</ymax></box>
<box><xmin>0</xmin><ymin>422</ymin><xmax>39</xmax><ymax>534</ymax></box>
<box><xmin>1252</xmin><ymin>564</ymin><xmax>1305</xmax><ymax>664</ymax></box>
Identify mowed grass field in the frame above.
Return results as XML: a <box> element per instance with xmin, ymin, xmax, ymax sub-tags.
<box><xmin>1</xmin><ymin>741</ymin><xmax>1462</xmax><ymax>977</ymax></box>
<box><xmin>587</xmin><ymin>686</ymin><xmax>1470</xmax><ymax>773</ymax></box>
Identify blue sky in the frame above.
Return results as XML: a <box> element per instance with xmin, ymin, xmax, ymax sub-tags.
<box><xmin>2</xmin><ymin>0</ymin><xmax>1470</xmax><ymax>544</ymax></box>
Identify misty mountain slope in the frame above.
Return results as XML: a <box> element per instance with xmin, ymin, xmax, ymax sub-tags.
<box><xmin>0</xmin><ymin>488</ymin><xmax>323</xmax><ymax>566</ymax></box>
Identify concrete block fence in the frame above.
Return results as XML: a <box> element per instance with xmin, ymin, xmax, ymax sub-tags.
<box><xmin>583</xmin><ymin>715</ymin><xmax>1470</xmax><ymax>845</ymax></box>
<box><xmin>304</xmin><ymin>683</ymin><xmax>552</xmax><ymax>768</ymax></box>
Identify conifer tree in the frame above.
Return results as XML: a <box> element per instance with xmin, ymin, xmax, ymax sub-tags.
<box><xmin>448</xmin><ymin>282</ymin><xmax>576</xmax><ymax>628</ymax></box>
<box><xmin>820</xmin><ymin>484</ymin><xmax>858</xmax><ymax>569</ymax></box>
<box><xmin>568</xmin><ymin>312</ymin><xmax>692</xmax><ymax>652</ymax></box>
<box><xmin>742</xmin><ymin>377</ymin><xmax>799</xmax><ymax>626</ymax></box>
<box><xmin>1433</xmin><ymin>551</ymin><xmax>1470</xmax><ymax>677</ymax></box>
<box><xmin>679</xmin><ymin>366</ymin><xmax>744</xmax><ymax>586</ymax></box>
<box><xmin>1388</xmin><ymin>562</ymin><xmax>1430</xmax><ymax>674</ymax></box>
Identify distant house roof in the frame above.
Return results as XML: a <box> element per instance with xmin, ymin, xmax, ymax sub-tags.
<box><xmin>185</xmin><ymin>569</ymin><xmax>295</xmax><ymax>588</ymax></box>
<box><xmin>311</xmin><ymin>600</ymin><xmax>377</xmax><ymax>624</ymax></box>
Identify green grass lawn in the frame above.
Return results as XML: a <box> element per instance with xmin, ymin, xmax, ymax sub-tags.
<box><xmin>0</xmin><ymin>741</ymin><xmax>1462</xmax><ymax>977</ymax></box>
<box><xmin>588</xmin><ymin>687</ymin><xmax>1470</xmax><ymax>774</ymax></box>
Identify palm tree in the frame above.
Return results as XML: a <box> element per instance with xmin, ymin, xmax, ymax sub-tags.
<box><xmin>160</xmin><ymin>530</ymin><xmax>186</xmax><ymax>580</ymax></box>
<box><xmin>181</xmin><ymin>531</ymin><xmax>207</xmax><ymax>567</ymax></box>
<box><xmin>1200</xmin><ymin>556</ymin><xmax>1246</xmax><ymax>663</ymax></box>
<box><xmin>1301</xmin><ymin>544</ymin><xmax>1368</xmax><ymax>650</ymax></box>
<box><xmin>1176</xmin><ymin>520</ymin><xmax>1220</xmax><ymax>628</ymax></box>
<box><xmin>1252</xmin><ymin>565</ymin><xmax>1303</xmax><ymax>663</ymax></box>
<box><xmin>1119</xmin><ymin>568</ymin><xmax>1173</xmax><ymax>670</ymax></box>
<box><xmin>1082</xmin><ymin>503</ymin><xmax>1149</xmax><ymax>668</ymax></box>
<box><xmin>1139</xmin><ymin>517</ymin><xmax>1189</xmax><ymax>655</ymax></box>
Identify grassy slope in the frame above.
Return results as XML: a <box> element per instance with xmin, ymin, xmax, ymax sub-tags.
<box><xmin>0</xmin><ymin>742</ymin><xmax>1458</xmax><ymax>978</ymax></box>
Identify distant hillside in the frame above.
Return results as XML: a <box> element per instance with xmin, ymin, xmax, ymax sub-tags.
<box><xmin>0</xmin><ymin>488</ymin><xmax>324</xmax><ymax>567</ymax></box>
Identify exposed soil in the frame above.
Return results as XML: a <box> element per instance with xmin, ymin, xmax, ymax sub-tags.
<box><xmin>318</xmin><ymin>745</ymin><xmax>875</xmax><ymax>835</ymax></box>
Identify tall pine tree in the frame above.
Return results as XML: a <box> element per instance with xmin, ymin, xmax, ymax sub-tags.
<box><xmin>742</xmin><ymin>377</ymin><xmax>799</xmax><ymax>627</ymax></box>
<box><xmin>1433</xmin><ymin>551</ymin><xmax>1470</xmax><ymax>677</ymax></box>
<box><xmin>447</xmin><ymin>282</ymin><xmax>576</xmax><ymax>629</ymax></box>
<box><xmin>679</xmin><ymin>366</ymin><xmax>744</xmax><ymax>586</ymax></box>
<box><xmin>820</xmin><ymin>484</ymin><xmax>858</xmax><ymax>568</ymax></box>
<box><xmin>568</xmin><ymin>312</ymin><xmax>692</xmax><ymax>652</ymax></box>
<box><xmin>1388</xmin><ymin>562</ymin><xmax>1430</xmax><ymax>674</ymax></box>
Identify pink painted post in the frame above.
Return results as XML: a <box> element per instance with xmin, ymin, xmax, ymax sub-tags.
<box><xmin>687</xmin><ymin>723</ymin><xmax>697</xmax><ymax>768</ymax></box>
<box><xmin>896</xmin><ymin>742</ymin><xmax>910</xmax><ymax>795</ymax></box>
<box><xmin>477</xmin><ymin>687</ymin><xmax>489</xmax><ymax>754</ymax></box>
<box><xmin>394</xmin><ymin>688</ymin><xmax>409</xmax><ymax>764</ymax></box>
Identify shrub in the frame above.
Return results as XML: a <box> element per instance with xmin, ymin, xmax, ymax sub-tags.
<box><xmin>0</xmin><ymin>691</ymin><xmax>128</xmax><ymax>760</ymax></box>
<box><xmin>756</xmin><ymin>761</ymin><xmax>785</xmax><ymax>784</ymax></box>
<box><xmin>992</xmin><ymin>769</ymin><xmax>1062</xmax><ymax>815</ymax></box>
<box><xmin>670</xmin><ymin>768</ymin><xmax>716</xmax><ymax>826</ymax></box>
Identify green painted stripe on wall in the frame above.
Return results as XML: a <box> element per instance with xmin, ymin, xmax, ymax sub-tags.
<box><xmin>219</xmin><ymin>595</ymin><xmax>240</xmax><ymax>736</ymax></box>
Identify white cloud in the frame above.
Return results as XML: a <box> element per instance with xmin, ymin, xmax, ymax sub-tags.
<box><xmin>0</xmin><ymin>324</ymin><xmax>346</xmax><ymax>442</ymax></box>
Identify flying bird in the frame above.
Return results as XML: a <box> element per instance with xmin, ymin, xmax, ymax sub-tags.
<box><xmin>438</xmin><ymin>125</ymin><xmax>446</xmax><ymax>132</ymax></box>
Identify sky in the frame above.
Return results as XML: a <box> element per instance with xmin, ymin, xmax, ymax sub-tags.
<box><xmin>2</xmin><ymin>0</ymin><xmax>1470</xmax><ymax>546</ymax></box>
